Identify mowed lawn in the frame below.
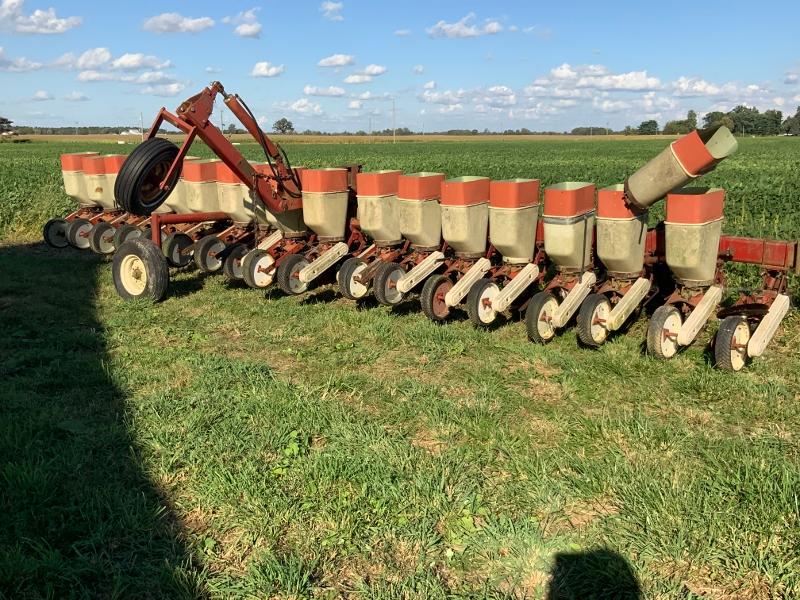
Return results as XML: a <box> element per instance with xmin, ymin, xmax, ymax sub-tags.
<box><xmin>1</xmin><ymin>138</ymin><xmax>799</xmax><ymax>599</ymax></box>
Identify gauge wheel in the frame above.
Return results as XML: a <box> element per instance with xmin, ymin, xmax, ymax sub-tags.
<box><xmin>193</xmin><ymin>235</ymin><xmax>226</xmax><ymax>273</ymax></box>
<box><xmin>577</xmin><ymin>293</ymin><xmax>612</xmax><ymax>347</ymax></box>
<box><xmin>373</xmin><ymin>261</ymin><xmax>406</xmax><ymax>306</ymax></box>
<box><xmin>112</xmin><ymin>237</ymin><xmax>169</xmax><ymax>301</ymax></box>
<box><xmin>525</xmin><ymin>291</ymin><xmax>560</xmax><ymax>344</ymax></box>
<box><xmin>43</xmin><ymin>218</ymin><xmax>69</xmax><ymax>248</ymax></box>
<box><xmin>242</xmin><ymin>249</ymin><xmax>276</xmax><ymax>289</ymax></box>
<box><xmin>65</xmin><ymin>218</ymin><xmax>93</xmax><ymax>249</ymax></box>
<box><xmin>88</xmin><ymin>221</ymin><xmax>116</xmax><ymax>255</ymax></box>
<box><xmin>466</xmin><ymin>278</ymin><xmax>500</xmax><ymax>327</ymax></box>
<box><xmin>223</xmin><ymin>244</ymin><xmax>249</xmax><ymax>280</ymax></box>
<box><xmin>646</xmin><ymin>304</ymin><xmax>683</xmax><ymax>359</ymax></box>
<box><xmin>112</xmin><ymin>223</ymin><xmax>142</xmax><ymax>249</ymax></box>
<box><xmin>276</xmin><ymin>253</ymin><xmax>310</xmax><ymax>295</ymax></box>
<box><xmin>714</xmin><ymin>315</ymin><xmax>751</xmax><ymax>372</ymax></box>
<box><xmin>163</xmin><ymin>232</ymin><xmax>193</xmax><ymax>268</ymax></box>
<box><xmin>338</xmin><ymin>257</ymin><xmax>370</xmax><ymax>300</ymax></box>
<box><xmin>420</xmin><ymin>274</ymin><xmax>453</xmax><ymax>322</ymax></box>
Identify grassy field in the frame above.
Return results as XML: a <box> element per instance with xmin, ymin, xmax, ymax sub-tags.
<box><xmin>1</xmin><ymin>138</ymin><xmax>799</xmax><ymax>599</ymax></box>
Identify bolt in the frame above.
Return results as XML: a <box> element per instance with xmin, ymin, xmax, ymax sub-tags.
<box><xmin>481</xmin><ymin>298</ymin><xmax>493</xmax><ymax>308</ymax></box>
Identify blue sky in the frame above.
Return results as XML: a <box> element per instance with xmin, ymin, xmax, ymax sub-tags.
<box><xmin>1</xmin><ymin>0</ymin><xmax>799</xmax><ymax>131</ymax></box>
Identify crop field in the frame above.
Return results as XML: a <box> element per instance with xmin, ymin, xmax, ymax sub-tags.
<box><xmin>1</xmin><ymin>137</ymin><xmax>799</xmax><ymax>599</ymax></box>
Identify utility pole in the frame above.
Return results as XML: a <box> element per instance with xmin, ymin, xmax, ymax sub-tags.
<box><xmin>140</xmin><ymin>112</ymin><xmax>144</xmax><ymax>141</ymax></box>
<box><xmin>392</xmin><ymin>97</ymin><xmax>396</xmax><ymax>144</ymax></box>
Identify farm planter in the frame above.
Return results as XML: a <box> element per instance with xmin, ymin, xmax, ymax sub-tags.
<box><xmin>396</xmin><ymin>172</ymin><xmax>445</xmax><ymax>249</ymax></box>
<box><xmin>301</xmin><ymin>168</ymin><xmax>349</xmax><ymax>240</ymax></box>
<box><xmin>83</xmin><ymin>154</ymin><xmax>127</xmax><ymax>210</ymax></box>
<box><xmin>217</xmin><ymin>162</ymin><xmax>269</xmax><ymax>224</ymax></box>
<box><xmin>596</xmin><ymin>184</ymin><xmax>648</xmax><ymax>275</ymax></box>
<box><xmin>61</xmin><ymin>152</ymin><xmax>100</xmax><ymax>207</ymax></box>
<box><xmin>665</xmin><ymin>188</ymin><xmax>725</xmax><ymax>286</ymax></box>
<box><xmin>356</xmin><ymin>170</ymin><xmax>402</xmax><ymax>245</ymax></box>
<box><xmin>543</xmin><ymin>182</ymin><xmax>596</xmax><ymax>271</ymax></box>
<box><xmin>184</xmin><ymin>159</ymin><xmax>222</xmax><ymax>213</ymax></box>
<box><xmin>440</xmin><ymin>176</ymin><xmax>490</xmax><ymax>256</ymax></box>
<box><xmin>625</xmin><ymin>126</ymin><xmax>737</xmax><ymax>209</ymax></box>
<box><xmin>489</xmin><ymin>179</ymin><xmax>540</xmax><ymax>264</ymax></box>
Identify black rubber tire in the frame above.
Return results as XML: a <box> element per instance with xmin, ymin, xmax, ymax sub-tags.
<box><xmin>113</xmin><ymin>223</ymin><xmax>142</xmax><ymax>249</ymax></box>
<box><xmin>577</xmin><ymin>293</ymin><xmax>612</xmax><ymax>347</ymax></box>
<box><xmin>242</xmin><ymin>249</ymin><xmax>275</xmax><ymax>289</ymax></box>
<box><xmin>193</xmin><ymin>235</ymin><xmax>226</xmax><ymax>273</ymax></box>
<box><xmin>88</xmin><ymin>221</ymin><xmax>116</xmax><ymax>255</ymax></box>
<box><xmin>276</xmin><ymin>253</ymin><xmax>310</xmax><ymax>295</ymax></box>
<box><xmin>43</xmin><ymin>218</ymin><xmax>69</xmax><ymax>248</ymax></box>
<box><xmin>466</xmin><ymin>278</ymin><xmax>499</xmax><ymax>327</ymax></box>
<box><xmin>646</xmin><ymin>304</ymin><xmax>682</xmax><ymax>359</ymax></box>
<box><xmin>525</xmin><ymin>291</ymin><xmax>559</xmax><ymax>344</ymax></box>
<box><xmin>114</xmin><ymin>138</ymin><xmax>181</xmax><ymax>216</ymax></box>
<box><xmin>112</xmin><ymin>237</ymin><xmax>169</xmax><ymax>301</ymax></box>
<box><xmin>373</xmin><ymin>261</ymin><xmax>406</xmax><ymax>306</ymax></box>
<box><xmin>66</xmin><ymin>218</ymin><xmax>92</xmax><ymax>249</ymax></box>
<box><xmin>163</xmin><ymin>232</ymin><xmax>193</xmax><ymax>268</ymax></box>
<box><xmin>337</xmin><ymin>257</ymin><xmax>369</xmax><ymax>300</ymax></box>
<box><xmin>714</xmin><ymin>315</ymin><xmax>751</xmax><ymax>372</ymax></box>
<box><xmin>420</xmin><ymin>274</ymin><xmax>452</xmax><ymax>322</ymax></box>
<box><xmin>223</xmin><ymin>244</ymin><xmax>249</xmax><ymax>280</ymax></box>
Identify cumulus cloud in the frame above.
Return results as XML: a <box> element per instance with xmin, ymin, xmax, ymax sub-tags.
<box><xmin>143</xmin><ymin>12</ymin><xmax>214</xmax><ymax>33</ymax></box>
<box><xmin>344</xmin><ymin>74</ymin><xmax>371</xmax><ymax>84</ymax></box>
<box><xmin>423</xmin><ymin>80</ymin><xmax>436</xmax><ymax>89</ymax></box>
<box><xmin>317</xmin><ymin>53</ymin><xmax>354</xmax><ymax>67</ymax></box>
<box><xmin>223</xmin><ymin>8</ymin><xmax>261</xmax><ymax>38</ymax></box>
<box><xmin>281</xmin><ymin>98</ymin><xmax>323</xmax><ymax>115</ymax></box>
<box><xmin>320</xmin><ymin>1</ymin><xmax>343</xmax><ymax>21</ymax></box>
<box><xmin>394</xmin><ymin>28</ymin><xmax>411</xmax><ymax>36</ymax></box>
<box><xmin>784</xmin><ymin>72</ymin><xmax>798</xmax><ymax>85</ymax></box>
<box><xmin>0</xmin><ymin>46</ymin><xmax>42</xmax><ymax>71</ymax></box>
<box><xmin>205</xmin><ymin>66</ymin><xmax>221</xmax><ymax>73</ymax></box>
<box><xmin>363</xmin><ymin>64</ymin><xmax>387</xmax><ymax>76</ymax></box>
<box><xmin>251</xmin><ymin>61</ymin><xmax>285</xmax><ymax>77</ymax></box>
<box><xmin>141</xmin><ymin>83</ymin><xmax>187</xmax><ymax>97</ymax></box>
<box><xmin>0</xmin><ymin>0</ymin><xmax>81</xmax><ymax>34</ymax></box>
<box><xmin>123</xmin><ymin>71</ymin><xmax>177</xmax><ymax>85</ymax></box>
<box><xmin>348</xmin><ymin>100</ymin><xmax>362</xmax><ymax>109</ymax></box>
<box><xmin>110</xmin><ymin>53</ymin><xmax>171</xmax><ymax>71</ymax></box>
<box><xmin>77</xmin><ymin>69</ymin><xmax>116</xmax><ymax>82</ymax></box>
<box><xmin>31</xmin><ymin>90</ymin><xmax>52</xmax><ymax>101</ymax></box>
<box><xmin>75</xmin><ymin>47</ymin><xmax>111</xmax><ymax>69</ymax></box>
<box><xmin>357</xmin><ymin>91</ymin><xmax>390</xmax><ymax>101</ymax></box>
<box><xmin>427</xmin><ymin>13</ymin><xmax>503</xmax><ymax>38</ymax></box>
<box><xmin>530</xmin><ymin>63</ymin><xmax>661</xmax><ymax>94</ymax></box>
<box><xmin>304</xmin><ymin>85</ymin><xmax>345</xmax><ymax>96</ymax></box>
<box><xmin>63</xmin><ymin>91</ymin><xmax>89</xmax><ymax>101</ymax></box>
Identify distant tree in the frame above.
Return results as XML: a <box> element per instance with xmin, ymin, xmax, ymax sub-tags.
<box><xmin>762</xmin><ymin>109</ymin><xmax>783</xmax><ymax>135</ymax></box>
<box><xmin>782</xmin><ymin>106</ymin><xmax>800</xmax><ymax>135</ymax></box>
<box><xmin>702</xmin><ymin>111</ymin><xmax>727</xmax><ymax>128</ymax></box>
<box><xmin>226</xmin><ymin>123</ymin><xmax>237</xmax><ymax>135</ymax></box>
<box><xmin>637</xmin><ymin>120</ymin><xmax>658</xmax><ymax>135</ymax></box>
<box><xmin>272</xmin><ymin>118</ymin><xmax>295</xmax><ymax>134</ymax></box>
<box><xmin>0</xmin><ymin>117</ymin><xmax>12</xmax><ymax>133</ymax></box>
<box><xmin>687</xmin><ymin>110</ymin><xmax>698</xmax><ymax>130</ymax></box>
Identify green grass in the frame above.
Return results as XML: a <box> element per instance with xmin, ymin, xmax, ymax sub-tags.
<box><xmin>1</xmin><ymin>138</ymin><xmax>799</xmax><ymax>599</ymax></box>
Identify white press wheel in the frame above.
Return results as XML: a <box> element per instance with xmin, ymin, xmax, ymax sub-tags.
<box><xmin>466</xmin><ymin>278</ymin><xmax>500</xmax><ymax>326</ymax></box>
<box><xmin>647</xmin><ymin>304</ymin><xmax>682</xmax><ymax>359</ymax></box>
<box><xmin>714</xmin><ymin>316</ymin><xmax>751</xmax><ymax>372</ymax></box>
<box><xmin>525</xmin><ymin>291</ymin><xmax>559</xmax><ymax>344</ymax></box>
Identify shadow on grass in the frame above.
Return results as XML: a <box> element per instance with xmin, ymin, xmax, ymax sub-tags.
<box><xmin>0</xmin><ymin>243</ymin><xmax>204</xmax><ymax>597</ymax></box>
<box><xmin>546</xmin><ymin>548</ymin><xmax>641</xmax><ymax>600</ymax></box>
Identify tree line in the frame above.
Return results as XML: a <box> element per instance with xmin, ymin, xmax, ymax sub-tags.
<box><xmin>624</xmin><ymin>105</ymin><xmax>800</xmax><ymax>136</ymax></box>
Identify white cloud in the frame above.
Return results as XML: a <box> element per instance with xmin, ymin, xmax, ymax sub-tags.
<box><xmin>419</xmin><ymin>88</ymin><xmax>467</xmax><ymax>105</ymax></box>
<box><xmin>320</xmin><ymin>1</ymin><xmax>343</xmax><ymax>21</ymax></box>
<box><xmin>423</xmin><ymin>80</ymin><xmax>436</xmax><ymax>89</ymax></box>
<box><xmin>427</xmin><ymin>13</ymin><xmax>503</xmax><ymax>38</ymax></box>
<box><xmin>593</xmin><ymin>97</ymin><xmax>632</xmax><ymax>112</ymax></box>
<box><xmin>357</xmin><ymin>91</ymin><xmax>390</xmax><ymax>101</ymax></box>
<box><xmin>318</xmin><ymin>53</ymin><xmax>354</xmax><ymax>67</ymax></box>
<box><xmin>110</xmin><ymin>53</ymin><xmax>171</xmax><ymax>71</ymax></box>
<box><xmin>284</xmin><ymin>98</ymin><xmax>323</xmax><ymax>115</ymax></box>
<box><xmin>531</xmin><ymin>63</ymin><xmax>661</xmax><ymax>94</ymax></box>
<box><xmin>304</xmin><ymin>85</ymin><xmax>345</xmax><ymax>96</ymax></box>
<box><xmin>0</xmin><ymin>0</ymin><xmax>81</xmax><ymax>34</ymax></box>
<box><xmin>123</xmin><ymin>71</ymin><xmax>176</xmax><ymax>85</ymax></box>
<box><xmin>223</xmin><ymin>8</ymin><xmax>261</xmax><ymax>38</ymax></box>
<box><xmin>672</xmin><ymin>76</ymin><xmax>726</xmax><ymax>97</ymax></box>
<box><xmin>251</xmin><ymin>61</ymin><xmax>285</xmax><ymax>77</ymax></box>
<box><xmin>784</xmin><ymin>73</ymin><xmax>798</xmax><ymax>85</ymax></box>
<box><xmin>438</xmin><ymin>104</ymin><xmax>463</xmax><ymax>113</ymax></box>
<box><xmin>63</xmin><ymin>91</ymin><xmax>89</xmax><ymax>101</ymax></box>
<box><xmin>0</xmin><ymin>46</ymin><xmax>42</xmax><ymax>71</ymax></box>
<box><xmin>413</xmin><ymin>64</ymin><xmax>424</xmax><ymax>75</ymax></box>
<box><xmin>348</xmin><ymin>100</ymin><xmax>362</xmax><ymax>109</ymax></box>
<box><xmin>143</xmin><ymin>12</ymin><xmax>214</xmax><ymax>33</ymax></box>
<box><xmin>76</xmin><ymin>47</ymin><xmax>111</xmax><ymax>69</ymax></box>
<box><xmin>141</xmin><ymin>83</ymin><xmax>187</xmax><ymax>97</ymax></box>
<box><xmin>77</xmin><ymin>70</ymin><xmax>116</xmax><ymax>82</ymax></box>
<box><xmin>344</xmin><ymin>74</ymin><xmax>371</xmax><ymax>84</ymax></box>
<box><xmin>32</xmin><ymin>90</ymin><xmax>52</xmax><ymax>101</ymax></box>
<box><xmin>205</xmin><ymin>66</ymin><xmax>221</xmax><ymax>73</ymax></box>
<box><xmin>394</xmin><ymin>28</ymin><xmax>411</xmax><ymax>36</ymax></box>
<box><xmin>363</xmin><ymin>64</ymin><xmax>387</xmax><ymax>76</ymax></box>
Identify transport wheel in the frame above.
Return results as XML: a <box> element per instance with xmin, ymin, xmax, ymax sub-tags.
<box><xmin>65</xmin><ymin>218</ymin><xmax>92</xmax><ymax>249</ymax></box>
<box><xmin>373</xmin><ymin>261</ymin><xmax>406</xmax><ymax>306</ymax></box>
<box><xmin>420</xmin><ymin>274</ymin><xmax>453</xmax><ymax>322</ymax></box>
<box><xmin>113</xmin><ymin>223</ymin><xmax>142</xmax><ymax>249</ymax></box>
<box><xmin>646</xmin><ymin>304</ymin><xmax>682</xmax><ymax>359</ymax></box>
<box><xmin>43</xmin><ymin>218</ymin><xmax>69</xmax><ymax>248</ymax></box>
<box><xmin>466</xmin><ymin>278</ymin><xmax>500</xmax><ymax>327</ymax></box>
<box><xmin>223</xmin><ymin>244</ymin><xmax>248</xmax><ymax>280</ymax></box>
<box><xmin>193</xmin><ymin>235</ymin><xmax>226</xmax><ymax>273</ymax></box>
<box><xmin>88</xmin><ymin>221</ymin><xmax>116</xmax><ymax>255</ymax></box>
<box><xmin>163</xmin><ymin>232</ymin><xmax>193</xmax><ymax>268</ymax></box>
<box><xmin>338</xmin><ymin>257</ymin><xmax>369</xmax><ymax>300</ymax></box>
<box><xmin>112</xmin><ymin>237</ymin><xmax>169</xmax><ymax>301</ymax></box>
<box><xmin>276</xmin><ymin>253</ymin><xmax>310</xmax><ymax>295</ymax></box>
<box><xmin>115</xmin><ymin>138</ymin><xmax>181</xmax><ymax>216</ymax></box>
<box><xmin>577</xmin><ymin>293</ymin><xmax>612</xmax><ymax>347</ymax></box>
<box><xmin>242</xmin><ymin>249</ymin><xmax>276</xmax><ymax>289</ymax></box>
<box><xmin>714</xmin><ymin>316</ymin><xmax>751</xmax><ymax>372</ymax></box>
<box><xmin>525</xmin><ymin>291</ymin><xmax>559</xmax><ymax>344</ymax></box>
